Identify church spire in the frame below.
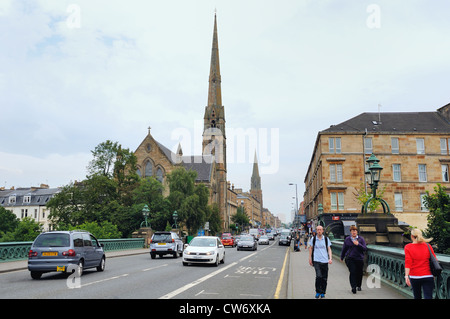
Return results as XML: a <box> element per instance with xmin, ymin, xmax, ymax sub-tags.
<box><xmin>251</xmin><ymin>151</ymin><xmax>261</xmax><ymax>191</ymax></box>
<box><xmin>207</xmin><ymin>13</ymin><xmax>222</xmax><ymax>107</ymax></box>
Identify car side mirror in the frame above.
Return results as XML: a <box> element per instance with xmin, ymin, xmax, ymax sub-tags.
<box><xmin>184</xmin><ymin>244</ymin><xmax>189</xmax><ymax>249</ymax></box>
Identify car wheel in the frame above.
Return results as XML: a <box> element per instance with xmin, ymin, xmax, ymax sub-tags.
<box><xmin>183</xmin><ymin>262</ymin><xmax>189</xmax><ymax>266</ymax></box>
<box><xmin>97</xmin><ymin>256</ymin><xmax>106</xmax><ymax>272</ymax></box>
<box><xmin>76</xmin><ymin>260</ymin><xmax>84</xmax><ymax>277</ymax></box>
<box><xmin>30</xmin><ymin>271</ymin><xmax>42</xmax><ymax>280</ymax></box>
<box><xmin>150</xmin><ymin>253</ymin><xmax>156</xmax><ymax>259</ymax></box>
<box><xmin>214</xmin><ymin>254</ymin><xmax>219</xmax><ymax>267</ymax></box>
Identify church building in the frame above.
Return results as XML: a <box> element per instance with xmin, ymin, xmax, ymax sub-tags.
<box><xmin>134</xmin><ymin>14</ymin><xmax>229</xmax><ymax>227</ymax></box>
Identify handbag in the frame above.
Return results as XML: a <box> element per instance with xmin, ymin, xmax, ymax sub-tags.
<box><xmin>427</xmin><ymin>244</ymin><xmax>442</xmax><ymax>277</ymax></box>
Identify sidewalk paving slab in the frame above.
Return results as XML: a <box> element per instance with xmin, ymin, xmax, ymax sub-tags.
<box><xmin>287</xmin><ymin>245</ymin><xmax>409</xmax><ymax>299</ymax></box>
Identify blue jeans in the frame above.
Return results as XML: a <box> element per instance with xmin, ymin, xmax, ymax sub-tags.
<box><xmin>410</xmin><ymin>277</ymin><xmax>434</xmax><ymax>299</ymax></box>
<box><xmin>313</xmin><ymin>262</ymin><xmax>329</xmax><ymax>294</ymax></box>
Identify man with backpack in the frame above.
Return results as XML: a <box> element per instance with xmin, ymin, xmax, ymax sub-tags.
<box><xmin>308</xmin><ymin>225</ymin><xmax>332</xmax><ymax>299</ymax></box>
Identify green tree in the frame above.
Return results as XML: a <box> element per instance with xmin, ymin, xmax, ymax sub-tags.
<box><xmin>0</xmin><ymin>217</ymin><xmax>42</xmax><ymax>242</ymax></box>
<box><xmin>69</xmin><ymin>221</ymin><xmax>122</xmax><ymax>239</ymax></box>
<box><xmin>166</xmin><ymin>167</ymin><xmax>211</xmax><ymax>235</ymax></box>
<box><xmin>423</xmin><ymin>184</ymin><xmax>450</xmax><ymax>254</ymax></box>
<box><xmin>0</xmin><ymin>207</ymin><xmax>19</xmax><ymax>237</ymax></box>
<box><xmin>231</xmin><ymin>206</ymin><xmax>250</xmax><ymax>231</ymax></box>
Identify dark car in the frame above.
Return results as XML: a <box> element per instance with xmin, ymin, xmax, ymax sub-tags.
<box><xmin>28</xmin><ymin>230</ymin><xmax>105</xmax><ymax>279</ymax></box>
<box><xmin>237</xmin><ymin>235</ymin><xmax>257</xmax><ymax>251</ymax></box>
<box><xmin>278</xmin><ymin>234</ymin><xmax>291</xmax><ymax>246</ymax></box>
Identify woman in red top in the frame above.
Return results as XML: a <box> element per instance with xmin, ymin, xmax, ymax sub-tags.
<box><xmin>404</xmin><ymin>229</ymin><xmax>437</xmax><ymax>299</ymax></box>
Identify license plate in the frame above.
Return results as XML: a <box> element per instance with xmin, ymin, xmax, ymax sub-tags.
<box><xmin>56</xmin><ymin>266</ymin><xmax>65</xmax><ymax>272</ymax></box>
<box><xmin>42</xmin><ymin>252</ymin><xmax>58</xmax><ymax>256</ymax></box>
<box><xmin>158</xmin><ymin>243</ymin><xmax>166</xmax><ymax>245</ymax></box>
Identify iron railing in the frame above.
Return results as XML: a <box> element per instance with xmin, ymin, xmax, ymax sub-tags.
<box><xmin>331</xmin><ymin>240</ymin><xmax>450</xmax><ymax>299</ymax></box>
<box><xmin>0</xmin><ymin>238</ymin><xmax>145</xmax><ymax>263</ymax></box>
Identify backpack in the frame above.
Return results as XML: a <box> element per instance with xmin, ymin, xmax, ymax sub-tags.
<box><xmin>311</xmin><ymin>235</ymin><xmax>329</xmax><ymax>262</ymax></box>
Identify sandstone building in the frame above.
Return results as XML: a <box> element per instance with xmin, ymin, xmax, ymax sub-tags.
<box><xmin>304</xmin><ymin>103</ymin><xmax>450</xmax><ymax>233</ymax></box>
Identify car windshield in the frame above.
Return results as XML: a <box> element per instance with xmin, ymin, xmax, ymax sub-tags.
<box><xmin>153</xmin><ymin>234</ymin><xmax>171</xmax><ymax>241</ymax></box>
<box><xmin>222</xmin><ymin>237</ymin><xmax>232</xmax><ymax>240</ymax></box>
<box><xmin>260</xmin><ymin>236</ymin><xmax>268</xmax><ymax>239</ymax></box>
<box><xmin>240</xmin><ymin>236</ymin><xmax>253</xmax><ymax>241</ymax></box>
<box><xmin>189</xmin><ymin>238</ymin><xmax>217</xmax><ymax>247</ymax></box>
<box><xmin>33</xmin><ymin>233</ymin><xmax>70</xmax><ymax>247</ymax></box>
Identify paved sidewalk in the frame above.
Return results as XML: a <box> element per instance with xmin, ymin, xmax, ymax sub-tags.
<box><xmin>287</xmin><ymin>245</ymin><xmax>409</xmax><ymax>299</ymax></box>
<box><xmin>0</xmin><ymin>248</ymin><xmax>148</xmax><ymax>274</ymax></box>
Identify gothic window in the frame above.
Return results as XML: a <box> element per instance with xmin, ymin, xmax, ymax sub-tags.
<box><xmin>136</xmin><ymin>168</ymin><xmax>141</xmax><ymax>178</ymax></box>
<box><xmin>145</xmin><ymin>160</ymin><xmax>153</xmax><ymax>177</ymax></box>
<box><xmin>156</xmin><ymin>167</ymin><xmax>164</xmax><ymax>183</ymax></box>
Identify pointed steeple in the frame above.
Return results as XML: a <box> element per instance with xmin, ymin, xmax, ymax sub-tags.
<box><xmin>207</xmin><ymin>13</ymin><xmax>222</xmax><ymax>107</ymax></box>
<box><xmin>251</xmin><ymin>151</ymin><xmax>261</xmax><ymax>191</ymax></box>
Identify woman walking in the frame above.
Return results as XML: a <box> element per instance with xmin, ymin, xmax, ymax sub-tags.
<box><xmin>340</xmin><ymin>225</ymin><xmax>367</xmax><ymax>294</ymax></box>
<box><xmin>404</xmin><ymin>229</ymin><xmax>437</xmax><ymax>299</ymax></box>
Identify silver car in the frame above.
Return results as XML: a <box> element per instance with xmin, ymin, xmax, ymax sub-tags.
<box><xmin>28</xmin><ymin>230</ymin><xmax>105</xmax><ymax>279</ymax></box>
<box><xmin>150</xmin><ymin>231</ymin><xmax>183</xmax><ymax>259</ymax></box>
<box><xmin>237</xmin><ymin>235</ymin><xmax>257</xmax><ymax>251</ymax></box>
<box><xmin>258</xmin><ymin>235</ymin><xmax>269</xmax><ymax>245</ymax></box>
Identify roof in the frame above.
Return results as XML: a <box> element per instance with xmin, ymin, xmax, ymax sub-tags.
<box><xmin>0</xmin><ymin>187</ymin><xmax>61</xmax><ymax>207</ymax></box>
<box><xmin>181</xmin><ymin>155</ymin><xmax>214</xmax><ymax>182</ymax></box>
<box><xmin>322</xmin><ymin>112</ymin><xmax>450</xmax><ymax>134</ymax></box>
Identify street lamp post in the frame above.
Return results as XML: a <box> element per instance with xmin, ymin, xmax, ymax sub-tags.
<box><xmin>361</xmin><ymin>154</ymin><xmax>390</xmax><ymax>214</ymax></box>
<box><xmin>172</xmin><ymin>210</ymin><xmax>178</xmax><ymax>229</ymax></box>
<box><xmin>289</xmin><ymin>183</ymin><xmax>299</xmax><ymax>227</ymax></box>
<box><xmin>141</xmin><ymin>204</ymin><xmax>150</xmax><ymax>228</ymax></box>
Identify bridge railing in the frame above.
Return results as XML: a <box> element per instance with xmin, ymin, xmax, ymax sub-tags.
<box><xmin>331</xmin><ymin>240</ymin><xmax>450</xmax><ymax>299</ymax></box>
<box><xmin>0</xmin><ymin>238</ymin><xmax>145</xmax><ymax>263</ymax></box>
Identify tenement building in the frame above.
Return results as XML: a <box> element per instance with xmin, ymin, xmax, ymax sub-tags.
<box><xmin>303</xmin><ymin>103</ymin><xmax>450</xmax><ymax>233</ymax></box>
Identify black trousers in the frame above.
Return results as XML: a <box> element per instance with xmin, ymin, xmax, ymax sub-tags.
<box><xmin>313</xmin><ymin>262</ymin><xmax>329</xmax><ymax>294</ymax></box>
<box><xmin>345</xmin><ymin>258</ymin><xmax>364</xmax><ymax>289</ymax></box>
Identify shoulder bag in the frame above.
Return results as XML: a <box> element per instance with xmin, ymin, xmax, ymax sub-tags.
<box><xmin>427</xmin><ymin>244</ymin><xmax>442</xmax><ymax>277</ymax></box>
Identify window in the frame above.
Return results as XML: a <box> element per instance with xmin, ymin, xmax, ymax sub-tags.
<box><xmin>416</xmin><ymin>138</ymin><xmax>425</xmax><ymax>154</ymax></box>
<box><xmin>330</xmin><ymin>192</ymin><xmax>344</xmax><ymax>210</ymax></box>
<box><xmin>391</xmin><ymin>137</ymin><xmax>399</xmax><ymax>154</ymax></box>
<box><xmin>328</xmin><ymin>137</ymin><xmax>341</xmax><ymax>154</ymax></box>
<box><xmin>330</xmin><ymin>164</ymin><xmax>343</xmax><ymax>182</ymax></box>
<box><xmin>156</xmin><ymin>167</ymin><xmax>164</xmax><ymax>183</ymax></box>
<box><xmin>364</xmin><ymin>137</ymin><xmax>373</xmax><ymax>154</ymax></box>
<box><xmin>420</xmin><ymin>194</ymin><xmax>428</xmax><ymax>211</ymax></box>
<box><xmin>145</xmin><ymin>160</ymin><xmax>153</xmax><ymax>177</ymax></box>
<box><xmin>418</xmin><ymin>164</ymin><xmax>427</xmax><ymax>182</ymax></box>
<box><xmin>23</xmin><ymin>195</ymin><xmax>31</xmax><ymax>204</ymax></box>
<box><xmin>392</xmin><ymin>164</ymin><xmax>401</xmax><ymax>182</ymax></box>
<box><xmin>8</xmin><ymin>195</ymin><xmax>16</xmax><ymax>204</ymax></box>
<box><xmin>442</xmin><ymin>164</ymin><xmax>449</xmax><ymax>182</ymax></box>
<box><xmin>394</xmin><ymin>193</ymin><xmax>403</xmax><ymax>212</ymax></box>
<box><xmin>440</xmin><ymin>138</ymin><xmax>448</xmax><ymax>154</ymax></box>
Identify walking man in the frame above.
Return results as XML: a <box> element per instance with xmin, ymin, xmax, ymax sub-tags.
<box><xmin>309</xmin><ymin>225</ymin><xmax>332</xmax><ymax>298</ymax></box>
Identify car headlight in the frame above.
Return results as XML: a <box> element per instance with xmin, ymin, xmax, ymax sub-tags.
<box><xmin>206</xmin><ymin>251</ymin><xmax>215</xmax><ymax>256</ymax></box>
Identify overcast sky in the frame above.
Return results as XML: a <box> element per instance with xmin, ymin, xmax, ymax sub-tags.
<box><xmin>1</xmin><ymin>0</ymin><xmax>450</xmax><ymax>223</ymax></box>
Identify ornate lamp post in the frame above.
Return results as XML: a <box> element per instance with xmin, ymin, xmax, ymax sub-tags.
<box><xmin>140</xmin><ymin>204</ymin><xmax>150</xmax><ymax>228</ymax></box>
<box><xmin>361</xmin><ymin>154</ymin><xmax>390</xmax><ymax>214</ymax></box>
<box><xmin>172</xmin><ymin>210</ymin><xmax>178</xmax><ymax>229</ymax></box>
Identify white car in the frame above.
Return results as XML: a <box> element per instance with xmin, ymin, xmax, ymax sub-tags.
<box><xmin>258</xmin><ymin>235</ymin><xmax>269</xmax><ymax>245</ymax></box>
<box><xmin>182</xmin><ymin>236</ymin><xmax>225</xmax><ymax>266</ymax></box>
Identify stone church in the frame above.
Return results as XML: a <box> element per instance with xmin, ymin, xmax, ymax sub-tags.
<box><xmin>134</xmin><ymin>14</ymin><xmax>229</xmax><ymax>226</ymax></box>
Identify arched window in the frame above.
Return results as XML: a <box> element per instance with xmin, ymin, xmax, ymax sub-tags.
<box><xmin>136</xmin><ymin>168</ymin><xmax>141</xmax><ymax>178</ymax></box>
<box><xmin>145</xmin><ymin>160</ymin><xmax>153</xmax><ymax>177</ymax></box>
<box><xmin>156</xmin><ymin>167</ymin><xmax>164</xmax><ymax>183</ymax></box>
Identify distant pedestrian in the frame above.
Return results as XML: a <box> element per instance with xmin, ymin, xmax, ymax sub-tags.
<box><xmin>340</xmin><ymin>225</ymin><xmax>367</xmax><ymax>294</ymax></box>
<box><xmin>404</xmin><ymin>229</ymin><xmax>436</xmax><ymax>299</ymax></box>
<box><xmin>308</xmin><ymin>226</ymin><xmax>332</xmax><ymax>299</ymax></box>
<box><xmin>303</xmin><ymin>233</ymin><xmax>308</xmax><ymax>250</ymax></box>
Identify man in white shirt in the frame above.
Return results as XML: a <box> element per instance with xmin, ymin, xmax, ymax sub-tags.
<box><xmin>308</xmin><ymin>225</ymin><xmax>332</xmax><ymax>299</ymax></box>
